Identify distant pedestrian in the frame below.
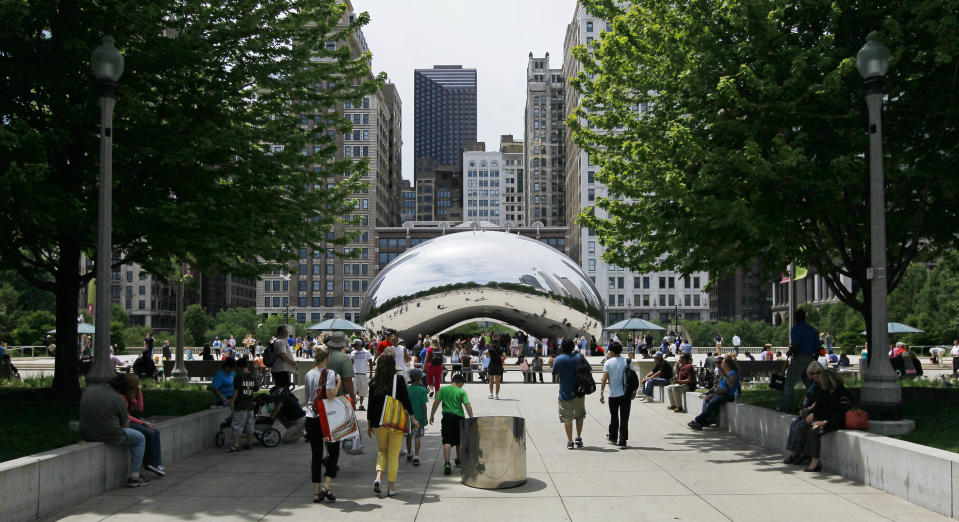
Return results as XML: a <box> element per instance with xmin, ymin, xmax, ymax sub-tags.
<box><xmin>552</xmin><ymin>339</ymin><xmax>585</xmax><ymax>449</ymax></box>
<box><xmin>350</xmin><ymin>339</ymin><xmax>373</xmax><ymax>411</ymax></box>
<box><xmin>405</xmin><ymin>369</ymin><xmax>429</xmax><ymax>466</ymax></box>
<box><xmin>271</xmin><ymin>325</ymin><xmax>297</xmax><ymax>388</ymax></box>
<box><xmin>486</xmin><ymin>340</ymin><xmax>506</xmax><ymax>399</ymax></box>
<box><xmin>731</xmin><ymin>334</ymin><xmax>741</xmax><ymax>355</ymax></box>
<box><xmin>304</xmin><ymin>347</ymin><xmax>341</xmax><ymax>503</ymax></box>
<box><xmin>226</xmin><ymin>359</ymin><xmax>256</xmax><ymax>453</ymax></box>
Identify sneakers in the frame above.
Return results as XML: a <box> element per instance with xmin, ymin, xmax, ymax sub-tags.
<box><xmin>574</xmin><ymin>437</ymin><xmax>583</xmax><ymax>448</ymax></box>
<box><xmin>606</xmin><ymin>434</ymin><xmax>616</xmax><ymax>444</ymax></box>
<box><xmin>373</xmin><ymin>479</ymin><xmax>381</xmax><ymax>494</ymax></box>
<box><xmin>399</xmin><ymin>447</ymin><xmax>407</xmax><ymax>456</ymax></box>
<box><xmin>412</xmin><ymin>456</ymin><xmax>420</xmax><ymax>466</ymax></box>
<box><xmin>357</xmin><ymin>405</ymin><xmax>365</xmax><ymax>411</ymax></box>
<box><xmin>567</xmin><ymin>441</ymin><xmax>575</xmax><ymax>450</ymax></box>
<box><xmin>494</xmin><ymin>395</ymin><xmax>499</xmax><ymax>400</ymax></box>
<box><xmin>127</xmin><ymin>475</ymin><xmax>150</xmax><ymax>488</ymax></box>
<box><xmin>429</xmin><ymin>391</ymin><xmax>435</xmax><ymax>398</ymax></box>
<box><xmin>145</xmin><ymin>464</ymin><xmax>166</xmax><ymax>477</ymax></box>
<box><xmin>617</xmin><ymin>440</ymin><xmax>627</xmax><ymax>448</ymax></box>
<box><xmin>488</xmin><ymin>394</ymin><xmax>494</xmax><ymax>399</ymax></box>
<box><xmin>407</xmin><ymin>454</ymin><xmax>413</xmax><ymax>462</ymax></box>
<box><xmin>454</xmin><ymin>458</ymin><xmax>461</xmax><ymax>467</ymax></box>
<box><xmin>687</xmin><ymin>420</ymin><xmax>703</xmax><ymax>431</ymax></box>
<box><xmin>444</xmin><ymin>462</ymin><xmax>452</xmax><ymax>475</ymax></box>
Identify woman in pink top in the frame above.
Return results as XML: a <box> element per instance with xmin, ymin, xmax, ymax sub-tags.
<box><xmin>124</xmin><ymin>374</ymin><xmax>165</xmax><ymax>476</ymax></box>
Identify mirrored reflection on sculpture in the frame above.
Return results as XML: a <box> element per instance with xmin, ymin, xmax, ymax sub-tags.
<box><xmin>361</xmin><ymin>231</ymin><xmax>605</xmax><ymax>340</ymax></box>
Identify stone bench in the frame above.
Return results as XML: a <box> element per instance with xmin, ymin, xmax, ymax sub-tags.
<box><xmin>677</xmin><ymin>391</ymin><xmax>959</xmax><ymax>520</ymax></box>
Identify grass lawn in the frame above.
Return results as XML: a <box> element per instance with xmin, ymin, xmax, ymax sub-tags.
<box><xmin>0</xmin><ymin>378</ymin><xmax>214</xmax><ymax>463</ymax></box>
<box><xmin>738</xmin><ymin>380</ymin><xmax>959</xmax><ymax>454</ymax></box>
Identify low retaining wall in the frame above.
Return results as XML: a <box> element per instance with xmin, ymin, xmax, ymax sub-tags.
<box><xmin>681</xmin><ymin>392</ymin><xmax>959</xmax><ymax>520</ymax></box>
<box><xmin>1</xmin><ymin>386</ymin><xmax>307</xmax><ymax>522</ymax></box>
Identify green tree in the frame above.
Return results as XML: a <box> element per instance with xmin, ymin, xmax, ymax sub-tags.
<box><xmin>205</xmin><ymin>307</ymin><xmax>261</xmax><ymax>342</ymax></box>
<box><xmin>0</xmin><ymin>0</ymin><xmax>383</xmax><ymax>398</ymax></box>
<box><xmin>183</xmin><ymin>304</ymin><xmax>212</xmax><ymax>345</ymax></box>
<box><xmin>0</xmin><ymin>282</ymin><xmax>20</xmax><ymax>341</ymax></box>
<box><xmin>573</xmin><ymin>1</ymin><xmax>959</xmax><ymax>349</ymax></box>
<box><xmin>110</xmin><ymin>303</ymin><xmax>131</xmax><ymax>353</ymax></box>
<box><xmin>12</xmin><ymin>310</ymin><xmax>56</xmax><ymax>346</ymax></box>
<box><xmin>914</xmin><ymin>251</ymin><xmax>959</xmax><ymax>343</ymax></box>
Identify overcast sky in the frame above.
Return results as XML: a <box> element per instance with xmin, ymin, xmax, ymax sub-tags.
<box><xmin>353</xmin><ymin>0</ymin><xmax>579</xmax><ymax>181</ymax></box>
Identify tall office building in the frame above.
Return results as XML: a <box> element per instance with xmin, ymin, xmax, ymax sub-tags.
<box><xmin>414</xmin><ymin>65</ymin><xmax>477</xmax><ymax>171</ymax></box>
<box><xmin>400</xmin><ymin>178</ymin><xmax>416</xmax><ymax>223</ymax></box>
<box><xmin>500</xmin><ymin>135</ymin><xmax>526</xmax><ymax>225</ymax></box>
<box><xmin>562</xmin><ymin>2</ymin><xmax>710</xmax><ymax>329</ymax></box>
<box><xmin>256</xmin><ymin>1</ymin><xmax>402</xmax><ymax>325</ymax></box>
<box><xmin>525</xmin><ymin>53</ymin><xmax>566</xmax><ymax>226</ymax></box>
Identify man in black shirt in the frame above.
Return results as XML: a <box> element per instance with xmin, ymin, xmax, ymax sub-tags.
<box><xmin>640</xmin><ymin>353</ymin><xmax>673</xmax><ymax>401</ymax></box>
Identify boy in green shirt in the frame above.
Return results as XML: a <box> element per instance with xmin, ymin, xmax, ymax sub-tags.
<box><xmin>406</xmin><ymin>369</ymin><xmax>429</xmax><ymax>466</ymax></box>
<box><xmin>429</xmin><ymin>373</ymin><xmax>473</xmax><ymax>475</ymax></box>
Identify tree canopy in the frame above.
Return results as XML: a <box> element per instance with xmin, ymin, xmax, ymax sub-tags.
<box><xmin>0</xmin><ymin>0</ymin><xmax>384</xmax><ymax>397</ymax></box>
<box><xmin>571</xmin><ymin>0</ymin><xmax>959</xmax><ymax>331</ymax></box>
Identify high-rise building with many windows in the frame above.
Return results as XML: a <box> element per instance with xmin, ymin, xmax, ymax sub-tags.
<box><xmin>562</xmin><ymin>2</ymin><xmax>710</xmax><ymax>329</ymax></box>
<box><xmin>255</xmin><ymin>1</ymin><xmax>402</xmax><ymax>326</ymax></box>
<box><xmin>462</xmin><ymin>136</ymin><xmax>525</xmax><ymax>226</ymax></box>
<box><xmin>525</xmin><ymin>53</ymin><xmax>566</xmax><ymax>226</ymax></box>
<box><xmin>414</xmin><ymin>65</ymin><xmax>477</xmax><ymax>171</ymax></box>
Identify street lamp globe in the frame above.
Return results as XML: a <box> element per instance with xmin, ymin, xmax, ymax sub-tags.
<box><xmin>856</xmin><ymin>33</ymin><xmax>890</xmax><ymax>80</ymax></box>
<box><xmin>91</xmin><ymin>35</ymin><xmax>124</xmax><ymax>83</ymax></box>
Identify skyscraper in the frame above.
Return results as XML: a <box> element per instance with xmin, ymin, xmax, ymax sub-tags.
<box><xmin>414</xmin><ymin>65</ymin><xmax>477</xmax><ymax>171</ymax></box>
<box><xmin>525</xmin><ymin>53</ymin><xmax>566</xmax><ymax>226</ymax></box>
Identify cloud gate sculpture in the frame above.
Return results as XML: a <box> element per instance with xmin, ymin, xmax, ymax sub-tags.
<box><xmin>361</xmin><ymin>231</ymin><xmax>605</xmax><ymax>341</ymax></box>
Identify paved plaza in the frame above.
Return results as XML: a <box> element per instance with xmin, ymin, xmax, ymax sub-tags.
<box><xmin>46</xmin><ymin>377</ymin><xmax>949</xmax><ymax>522</ymax></box>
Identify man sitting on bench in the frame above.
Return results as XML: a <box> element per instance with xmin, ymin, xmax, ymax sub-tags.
<box><xmin>640</xmin><ymin>353</ymin><xmax>673</xmax><ymax>402</ymax></box>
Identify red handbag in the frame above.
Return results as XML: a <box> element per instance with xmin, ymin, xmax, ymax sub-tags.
<box><xmin>845</xmin><ymin>408</ymin><xmax>869</xmax><ymax>430</ymax></box>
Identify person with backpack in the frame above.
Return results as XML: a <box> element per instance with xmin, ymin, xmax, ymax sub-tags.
<box><xmin>486</xmin><ymin>339</ymin><xmax>506</xmax><ymax>399</ymax></box>
<box><xmin>425</xmin><ymin>339</ymin><xmax>445</xmax><ymax>398</ymax></box>
<box><xmin>267</xmin><ymin>325</ymin><xmax>297</xmax><ymax>387</ymax></box>
<box><xmin>552</xmin><ymin>339</ymin><xmax>587</xmax><ymax>449</ymax></box>
<box><xmin>304</xmin><ymin>347</ymin><xmax>342</xmax><ymax>503</ymax></box>
<box><xmin>367</xmin><ymin>352</ymin><xmax>419</xmax><ymax>498</ymax></box>
<box><xmin>599</xmin><ymin>342</ymin><xmax>635</xmax><ymax>447</ymax></box>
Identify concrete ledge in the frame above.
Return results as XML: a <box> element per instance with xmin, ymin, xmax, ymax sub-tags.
<box><xmin>680</xmin><ymin>391</ymin><xmax>958</xmax><ymax>520</ymax></box>
<box><xmin>0</xmin><ymin>385</ymin><xmax>304</xmax><ymax>522</ymax></box>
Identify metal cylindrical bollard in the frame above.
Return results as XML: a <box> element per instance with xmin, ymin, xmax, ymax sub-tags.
<box><xmin>460</xmin><ymin>416</ymin><xmax>526</xmax><ymax>489</ymax></box>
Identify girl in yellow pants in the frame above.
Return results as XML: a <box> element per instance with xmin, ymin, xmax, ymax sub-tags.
<box><xmin>366</xmin><ymin>352</ymin><xmax>420</xmax><ymax>498</ymax></box>
<box><xmin>374</xmin><ymin>427</ymin><xmax>404</xmax><ymax>491</ymax></box>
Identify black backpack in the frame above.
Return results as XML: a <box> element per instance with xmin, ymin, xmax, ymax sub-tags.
<box><xmin>263</xmin><ymin>340</ymin><xmax>279</xmax><ymax>367</ymax></box>
<box><xmin>574</xmin><ymin>355</ymin><xmax>596</xmax><ymax>397</ymax></box>
<box><xmin>430</xmin><ymin>348</ymin><xmax>443</xmax><ymax>366</ymax></box>
<box><xmin>624</xmin><ymin>361</ymin><xmax>640</xmax><ymax>397</ymax></box>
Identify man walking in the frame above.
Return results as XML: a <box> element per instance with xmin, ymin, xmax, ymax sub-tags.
<box><xmin>350</xmin><ymin>338</ymin><xmax>373</xmax><ymax>410</ymax></box>
<box><xmin>552</xmin><ymin>339</ymin><xmax>585</xmax><ymax>449</ymax></box>
<box><xmin>271</xmin><ymin>325</ymin><xmax>297</xmax><ymax>387</ymax></box>
<box><xmin>599</xmin><ymin>342</ymin><xmax>633</xmax><ymax>447</ymax></box>
<box><xmin>731</xmin><ymin>333</ymin><xmax>741</xmax><ymax>355</ymax></box>
<box><xmin>779</xmin><ymin>309</ymin><xmax>819</xmax><ymax>413</ymax></box>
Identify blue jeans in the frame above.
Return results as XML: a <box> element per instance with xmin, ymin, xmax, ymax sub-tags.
<box><xmin>121</xmin><ymin>427</ymin><xmax>146</xmax><ymax>475</ymax></box>
<box><xmin>779</xmin><ymin>354</ymin><xmax>815</xmax><ymax>413</ymax></box>
<box><xmin>130</xmin><ymin>422</ymin><xmax>161</xmax><ymax>468</ymax></box>
<box><xmin>695</xmin><ymin>394</ymin><xmax>733</xmax><ymax>426</ymax></box>
<box><xmin>643</xmin><ymin>378</ymin><xmax>670</xmax><ymax>398</ymax></box>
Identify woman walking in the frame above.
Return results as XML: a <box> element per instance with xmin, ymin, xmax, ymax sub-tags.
<box><xmin>367</xmin><ymin>353</ymin><xmax>419</xmax><ymax>497</ymax></box>
<box><xmin>304</xmin><ymin>347</ymin><xmax>342</xmax><ymax>503</ymax></box>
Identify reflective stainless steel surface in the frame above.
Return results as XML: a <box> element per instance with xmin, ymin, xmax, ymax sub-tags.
<box><xmin>459</xmin><ymin>416</ymin><xmax>526</xmax><ymax>489</ymax></box>
<box><xmin>361</xmin><ymin>231</ymin><xmax>604</xmax><ymax>340</ymax></box>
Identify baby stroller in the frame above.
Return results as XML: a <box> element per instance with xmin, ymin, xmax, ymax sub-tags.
<box><xmin>215</xmin><ymin>386</ymin><xmax>292</xmax><ymax>448</ymax></box>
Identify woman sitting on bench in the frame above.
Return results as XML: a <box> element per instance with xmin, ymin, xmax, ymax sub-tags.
<box><xmin>688</xmin><ymin>355</ymin><xmax>740</xmax><ymax>430</ymax></box>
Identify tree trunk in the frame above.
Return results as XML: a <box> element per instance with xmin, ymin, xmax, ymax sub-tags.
<box><xmin>51</xmin><ymin>243</ymin><xmax>81</xmax><ymax>401</ymax></box>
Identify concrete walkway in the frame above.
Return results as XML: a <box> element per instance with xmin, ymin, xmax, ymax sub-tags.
<box><xmin>46</xmin><ymin>379</ymin><xmax>950</xmax><ymax>521</ymax></box>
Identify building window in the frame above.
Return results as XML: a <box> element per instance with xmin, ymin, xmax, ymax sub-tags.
<box><xmin>586</xmin><ymin>21</ymin><xmax>593</xmax><ymax>32</ymax></box>
<box><xmin>588</xmin><ymin>259</ymin><xmax>596</xmax><ymax>271</ymax></box>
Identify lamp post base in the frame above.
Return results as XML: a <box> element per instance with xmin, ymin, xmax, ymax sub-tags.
<box><xmin>860</xmin><ymin>368</ymin><xmax>903</xmax><ymax>421</ymax></box>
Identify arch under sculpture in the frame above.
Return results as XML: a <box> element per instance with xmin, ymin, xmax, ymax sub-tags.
<box><xmin>361</xmin><ymin>231</ymin><xmax>605</xmax><ymax>341</ymax></box>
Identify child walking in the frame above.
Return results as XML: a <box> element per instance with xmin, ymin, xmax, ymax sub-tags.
<box><xmin>227</xmin><ymin>358</ymin><xmax>256</xmax><ymax>452</ymax></box>
<box><xmin>429</xmin><ymin>374</ymin><xmax>473</xmax><ymax>475</ymax></box>
<box><xmin>405</xmin><ymin>369</ymin><xmax>429</xmax><ymax>466</ymax></box>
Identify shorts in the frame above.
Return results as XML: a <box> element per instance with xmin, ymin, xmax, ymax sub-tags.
<box><xmin>407</xmin><ymin>427</ymin><xmax>425</xmax><ymax>439</ymax></box>
<box><xmin>441</xmin><ymin>413</ymin><xmax>463</xmax><ymax>446</ymax></box>
<box><xmin>487</xmin><ymin>366</ymin><xmax>504</xmax><ymax>377</ymax></box>
<box><xmin>231</xmin><ymin>409</ymin><xmax>255</xmax><ymax>435</ymax></box>
<box><xmin>354</xmin><ymin>374</ymin><xmax>369</xmax><ymax>397</ymax></box>
<box><xmin>558</xmin><ymin>397</ymin><xmax>586</xmax><ymax>423</ymax></box>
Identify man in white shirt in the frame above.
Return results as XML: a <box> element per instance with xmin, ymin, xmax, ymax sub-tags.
<box><xmin>951</xmin><ymin>340</ymin><xmax>959</xmax><ymax>376</ymax></box>
<box><xmin>732</xmin><ymin>334</ymin><xmax>742</xmax><ymax>355</ymax></box>
<box><xmin>271</xmin><ymin>326</ymin><xmax>297</xmax><ymax>387</ymax></box>
<box><xmin>350</xmin><ymin>339</ymin><xmax>373</xmax><ymax>411</ymax></box>
<box><xmin>394</xmin><ymin>339</ymin><xmax>410</xmax><ymax>380</ymax></box>
<box><xmin>598</xmin><ymin>342</ymin><xmax>633</xmax><ymax>447</ymax></box>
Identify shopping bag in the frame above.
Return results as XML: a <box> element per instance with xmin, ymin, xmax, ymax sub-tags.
<box><xmin>316</xmin><ymin>395</ymin><xmax>359</xmax><ymax>442</ymax></box>
<box><xmin>379</xmin><ymin>374</ymin><xmax>410</xmax><ymax>433</ymax></box>
<box><xmin>342</xmin><ymin>431</ymin><xmax>365</xmax><ymax>455</ymax></box>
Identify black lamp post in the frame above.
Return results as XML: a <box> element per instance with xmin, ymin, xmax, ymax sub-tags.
<box><xmin>87</xmin><ymin>35</ymin><xmax>124</xmax><ymax>383</ymax></box>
